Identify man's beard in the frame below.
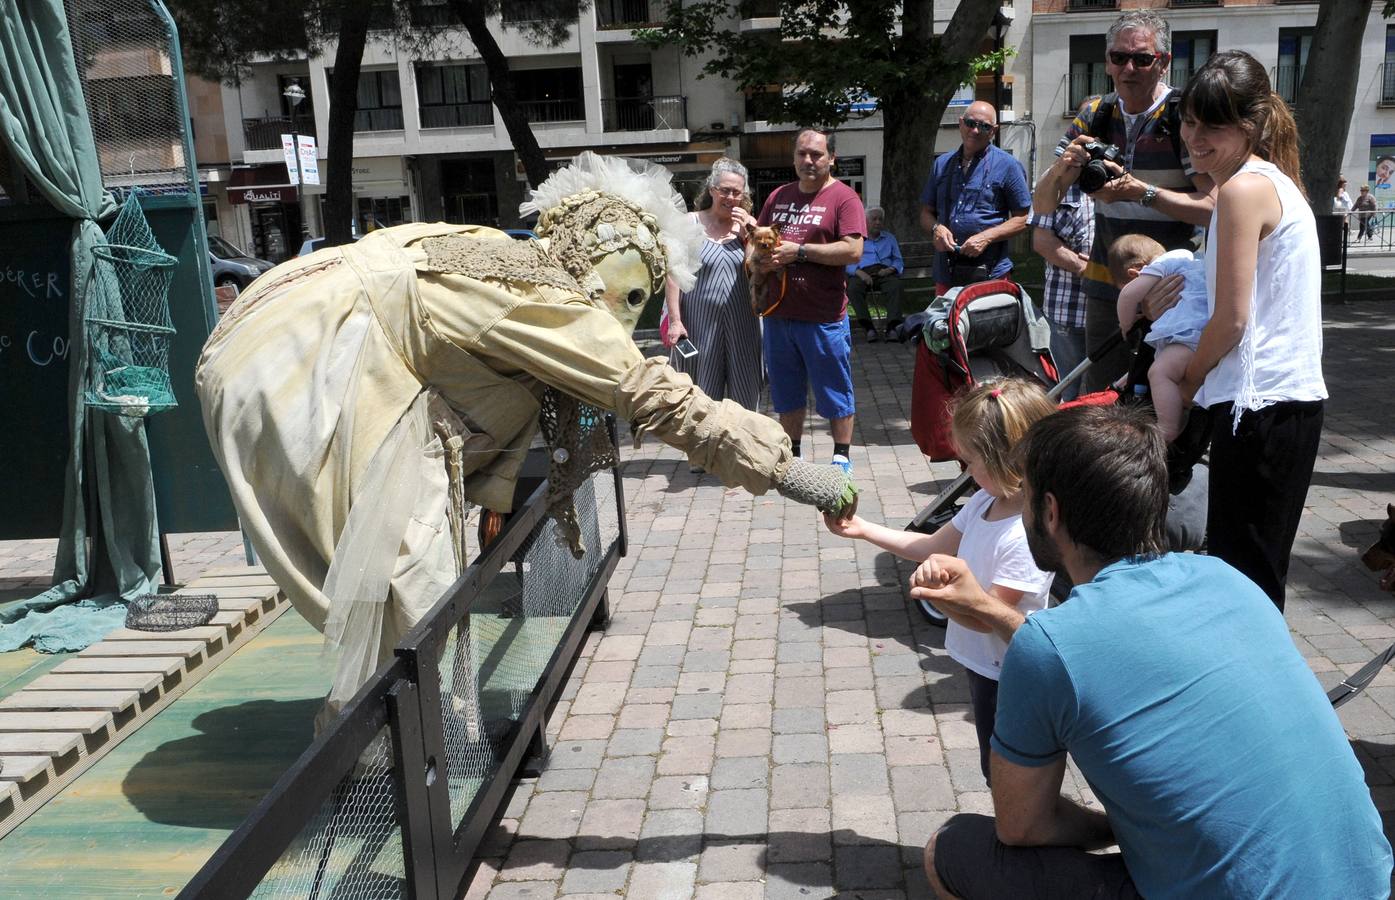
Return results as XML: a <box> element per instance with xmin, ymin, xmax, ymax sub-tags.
<box><xmin>1025</xmin><ymin>507</ymin><xmax>1068</xmax><ymax>578</ymax></box>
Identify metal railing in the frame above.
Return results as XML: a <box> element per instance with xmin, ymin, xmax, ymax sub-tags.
<box><xmin>502</xmin><ymin>0</ymin><xmax>579</xmax><ymax>23</ymax></box>
<box><xmin>601</xmin><ymin>95</ymin><xmax>687</xmax><ymax>131</ymax></box>
<box><xmin>1380</xmin><ymin>63</ymin><xmax>1395</xmax><ymax>107</ymax></box>
<box><xmin>1067</xmin><ymin>0</ymin><xmax>1117</xmax><ymax>9</ymax></box>
<box><xmin>419</xmin><ymin>102</ymin><xmax>493</xmax><ymax>128</ymax></box>
<box><xmin>180</xmin><ymin>434</ymin><xmax>627</xmax><ymax>900</ymax></box>
<box><xmin>1272</xmin><ymin>64</ymin><xmax>1304</xmax><ymax>105</ymax></box>
<box><xmin>1062</xmin><ymin>71</ymin><xmax>1110</xmax><ymax>118</ymax></box>
<box><xmin>410</xmin><ymin>1</ymin><xmax>458</xmax><ymax>27</ymax></box>
<box><xmin>518</xmin><ymin>97</ymin><xmax>585</xmax><ymax>123</ymax></box>
<box><xmin>243</xmin><ymin>116</ymin><xmax>318</xmax><ymax>152</ymax></box>
<box><xmin>1169</xmin><ymin>0</ymin><xmax>1219</xmax><ymax>6</ymax></box>
<box><xmin>595</xmin><ymin>0</ymin><xmax>662</xmax><ymax>28</ymax></box>
<box><xmin>355</xmin><ymin>107</ymin><xmax>405</xmax><ymax>131</ymax></box>
<box><xmin>739</xmin><ymin>0</ymin><xmax>781</xmax><ymax>17</ymax></box>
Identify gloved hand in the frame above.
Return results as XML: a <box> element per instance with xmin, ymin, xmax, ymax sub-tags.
<box><xmin>776</xmin><ymin>458</ymin><xmax>859</xmax><ymax>519</ymax></box>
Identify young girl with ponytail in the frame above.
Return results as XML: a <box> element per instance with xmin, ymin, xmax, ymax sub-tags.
<box><xmin>1175</xmin><ymin>50</ymin><xmax>1326</xmax><ymax>612</ymax></box>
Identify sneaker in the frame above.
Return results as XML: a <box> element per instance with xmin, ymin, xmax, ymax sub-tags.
<box><xmin>865</xmin><ymin>327</ymin><xmax>880</xmax><ymax>343</ymax></box>
<box><xmin>689</xmin><ymin>464</ymin><xmax>705</xmax><ymax>474</ymax></box>
<box><xmin>831</xmin><ymin>453</ymin><xmax>853</xmax><ymax>475</ymax></box>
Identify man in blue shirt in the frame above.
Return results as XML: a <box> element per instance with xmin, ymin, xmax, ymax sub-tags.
<box><xmin>911</xmin><ymin>405</ymin><xmax>1391</xmax><ymax>899</ymax></box>
<box><xmin>846</xmin><ymin>206</ymin><xmax>905</xmax><ymax>343</ymax></box>
<box><xmin>918</xmin><ymin>101</ymin><xmax>1031</xmax><ymax>294</ymax></box>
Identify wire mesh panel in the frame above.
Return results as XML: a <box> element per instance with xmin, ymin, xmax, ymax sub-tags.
<box><xmin>437</xmin><ymin>467</ymin><xmax>620</xmax><ymax>822</ymax></box>
<box><xmin>63</xmin><ymin>0</ymin><xmax>196</xmax><ymax>194</ymax></box>
<box><xmin>248</xmin><ymin>728</ymin><xmax>408</xmax><ymax>900</ymax></box>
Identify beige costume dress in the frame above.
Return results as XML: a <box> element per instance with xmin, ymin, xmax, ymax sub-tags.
<box><xmin>196</xmin><ymin>223</ymin><xmax>792</xmax><ymax>702</ymax></box>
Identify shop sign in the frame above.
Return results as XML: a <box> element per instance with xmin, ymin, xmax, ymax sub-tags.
<box><xmin>230</xmin><ymin>185</ymin><xmax>297</xmax><ymax>205</ymax></box>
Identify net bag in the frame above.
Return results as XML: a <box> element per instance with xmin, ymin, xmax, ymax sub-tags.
<box><xmin>84</xmin><ymin>191</ymin><xmax>178</xmax><ymax>417</ymax></box>
<box><xmin>125</xmin><ymin>593</ymin><xmax>218</xmax><ymax>631</ymax></box>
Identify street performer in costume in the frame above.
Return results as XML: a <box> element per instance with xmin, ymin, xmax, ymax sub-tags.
<box><xmin>196</xmin><ymin>153</ymin><xmax>856</xmax><ymax>716</ymax></box>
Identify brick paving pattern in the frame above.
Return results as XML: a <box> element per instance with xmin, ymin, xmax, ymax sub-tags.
<box><xmin>1</xmin><ymin>303</ymin><xmax>1391</xmax><ymax>898</ymax></box>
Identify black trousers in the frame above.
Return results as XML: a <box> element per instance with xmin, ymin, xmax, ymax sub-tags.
<box><xmin>1207</xmin><ymin>400</ymin><xmax>1325</xmax><ymax>612</ymax></box>
<box><xmin>846</xmin><ymin>270</ymin><xmax>904</xmax><ymax>330</ymax></box>
<box><xmin>965</xmin><ymin>668</ymin><xmax>999</xmax><ymax>784</ymax></box>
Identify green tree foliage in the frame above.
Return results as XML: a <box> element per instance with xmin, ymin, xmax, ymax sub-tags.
<box><xmin>640</xmin><ymin>0</ymin><xmax>1005</xmax><ymax>237</ymax></box>
<box><xmin>167</xmin><ymin>0</ymin><xmax>585</xmax><ymax>242</ymax></box>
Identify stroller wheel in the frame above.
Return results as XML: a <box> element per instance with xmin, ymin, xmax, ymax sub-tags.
<box><xmin>916</xmin><ymin>596</ymin><xmax>949</xmax><ymax>627</ymax></box>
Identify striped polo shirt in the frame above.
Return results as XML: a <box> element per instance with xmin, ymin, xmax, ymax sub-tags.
<box><xmin>1057</xmin><ymin>89</ymin><xmax>1200</xmax><ymax>303</ymax></box>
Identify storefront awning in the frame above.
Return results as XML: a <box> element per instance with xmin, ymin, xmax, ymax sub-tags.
<box><xmin>226</xmin><ymin>166</ymin><xmax>297</xmax><ymax>205</ymax></box>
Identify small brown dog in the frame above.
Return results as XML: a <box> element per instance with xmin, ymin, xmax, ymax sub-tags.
<box><xmin>1362</xmin><ymin>503</ymin><xmax>1395</xmax><ymax>592</ymax></box>
<box><xmin>745</xmin><ymin>223</ymin><xmax>787</xmax><ymax>316</ymax></box>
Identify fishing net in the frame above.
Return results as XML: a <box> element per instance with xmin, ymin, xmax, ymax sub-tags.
<box><xmin>83</xmin><ymin>191</ymin><xmax>178</xmax><ymax>416</ymax></box>
<box><xmin>124</xmin><ymin>593</ymin><xmax>218</xmax><ymax>631</ymax></box>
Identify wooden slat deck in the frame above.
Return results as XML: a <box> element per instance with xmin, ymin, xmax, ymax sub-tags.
<box><xmin>0</xmin><ymin>567</ymin><xmax>287</xmax><ymax>840</ymax></box>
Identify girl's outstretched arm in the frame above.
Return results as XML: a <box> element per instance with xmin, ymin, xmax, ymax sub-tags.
<box><xmin>824</xmin><ymin>513</ymin><xmax>963</xmax><ymax>563</ymax></box>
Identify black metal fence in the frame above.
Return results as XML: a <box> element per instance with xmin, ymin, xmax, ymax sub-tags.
<box><xmin>242</xmin><ymin>117</ymin><xmax>318</xmax><ymax>152</ymax></box>
<box><xmin>179</xmin><ymin>435</ymin><xmax>627</xmax><ymax>899</ymax></box>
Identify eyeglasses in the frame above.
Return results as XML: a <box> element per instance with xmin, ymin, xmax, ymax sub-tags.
<box><xmin>713</xmin><ymin>187</ymin><xmax>744</xmax><ymax>198</ymax></box>
<box><xmin>1109</xmin><ymin>50</ymin><xmax>1167</xmax><ymax>69</ymax></box>
<box><xmin>961</xmin><ymin>117</ymin><xmax>996</xmax><ymax>134</ymax></box>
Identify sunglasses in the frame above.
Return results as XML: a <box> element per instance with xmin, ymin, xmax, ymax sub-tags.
<box><xmin>1109</xmin><ymin>50</ymin><xmax>1167</xmax><ymax>69</ymax></box>
<box><xmin>961</xmin><ymin>117</ymin><xmax>996</xmax><ymax>134</ymax></box>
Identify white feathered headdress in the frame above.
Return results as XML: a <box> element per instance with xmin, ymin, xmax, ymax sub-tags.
<box><xmin>520</xmin><ymin>152</ymin><xmax>704</xmax><ymax>291</ymax></box>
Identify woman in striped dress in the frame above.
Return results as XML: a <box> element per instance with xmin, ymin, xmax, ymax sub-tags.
<box><xmin>663</xmin><ymin>158</ymin><xmax>763</xmax><ymax>415</ymax></box>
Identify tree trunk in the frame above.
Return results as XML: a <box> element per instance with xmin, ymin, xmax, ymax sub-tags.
<box><xmin>323</xmin><ymin>0</ymin><xmax>373</xmax><ymax>245</ymax></box>
<box><xmin>452</xmin><ymin>0</ymin><xmax>551</xmax><ymax>190</ymax></box>
<box><xmin>880</xmin><ymin>0</ymin><xmax>1001</xmax><ymax>242</ymax></box>
<box><xmin>1296</xmin><ymin>0</ymin><xmax>1374</xmax><ymax>214</ymax></box>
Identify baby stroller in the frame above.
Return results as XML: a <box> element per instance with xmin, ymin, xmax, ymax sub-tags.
<box><xmin>901</xmin><ymin>280</ymin><xmax>1210</xmax><ymax>625</ymax></box>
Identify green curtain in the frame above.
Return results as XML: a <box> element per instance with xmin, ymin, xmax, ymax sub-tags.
<box><xmin>0</xmin><ymin>0</ymin><xmax>161</xmax><ymax>628</ymax></box>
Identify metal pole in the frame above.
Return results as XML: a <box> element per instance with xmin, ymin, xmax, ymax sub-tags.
<box><xmin>290</xmin><ymin>106</ymin><xmax>307</xmax><ymax>241</ymax></box>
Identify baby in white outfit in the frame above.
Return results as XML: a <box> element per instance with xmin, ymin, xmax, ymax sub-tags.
<box><xmin>1111</xmin><ymin>234</ymin><xmax>1211</xmax><ymax>442</ymax></box>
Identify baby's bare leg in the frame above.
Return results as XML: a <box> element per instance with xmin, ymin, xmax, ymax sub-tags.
<box><xmin>1148</xmin><ymin>343</ymin><xmax>1194</xmax><ymax>443</ymax></box>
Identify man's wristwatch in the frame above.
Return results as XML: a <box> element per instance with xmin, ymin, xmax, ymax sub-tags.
<box><xmin>796</xmin><ymin>244</ymin><xmax>808</xmax><ymax>262</ymax></box>
<box><xmin>1140</xmin><ymin>184</ymin><xmax>1159</xmax><ymax>208</ymax></box>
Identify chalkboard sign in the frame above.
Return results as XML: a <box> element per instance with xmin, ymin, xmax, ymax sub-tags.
<box><xmin>0</xmin><ymin>196</ymin><xmax>237</xmax><ymax>540</ymax></box>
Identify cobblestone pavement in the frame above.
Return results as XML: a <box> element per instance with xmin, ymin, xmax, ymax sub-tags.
<box><xmin>0</xmin><ymin>303</ymin><xmax>1391</xmax><ymax>899</ymax></box>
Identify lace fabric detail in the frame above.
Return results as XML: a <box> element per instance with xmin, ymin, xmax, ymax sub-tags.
<box><xmin>536</xmin><ymin>191</ymin><xmax>669</xmax><ymax>298</ymax></box>
<box><xmin>420</xmin><ymin>234</ymin><xmax>591</xmax><ymax>297</ymax></box>
<box><xmin>538</xmin><ymin>387</ymin><xmax>617</xmax><ymax>559</ymax></box>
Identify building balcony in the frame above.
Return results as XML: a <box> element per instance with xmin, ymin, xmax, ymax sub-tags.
<box><xmin>419</xmin><ymin>101</ymin><xmax>494</xmax><ymax>128</ymax></box>
<box><xmin>1067</xmin><ymin>0</ymin><xmax>1117</xmax><ymax>10</ymax></box>
<box><xmin>739</xmin><ymin>0</ymin><xmax>780</xmax><ymax>31</ymax></box>
<box><xmin>519</xmin><ymin>98</ymin><xmax>585</xmax><ymax>124</ymax></box>
<box><xmin>595</xmin><ymin>0</ymin><xmax>663</xmax><ymax>30</ymax></box>
<box><xmin>242</xmin><ymin>116</ymin><xmax>318</xmax><ymax>152</ymax></box>
<box><xmin>1381</xmin><ymin>63</ymin><xmax>1395</xmax><ymax>107</ymax></box>
<box><xmin>1169</xmin><ymin>0</ymin><xmax>1219</xmax><ymax>6</ymax></box>
<box><xmin>600</xmin><ymin>95</ymin><xmax>686</xmax><ymax>132</ymax></box>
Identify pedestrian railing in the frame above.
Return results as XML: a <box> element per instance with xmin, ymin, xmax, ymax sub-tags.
<box><xmin>179</xmin><ymin>429</ymin><xmax>627</xmax><ymax>900</ymax></box>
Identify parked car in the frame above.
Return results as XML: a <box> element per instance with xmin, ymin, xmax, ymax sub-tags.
<box><xmin>208</xmin><ymin>236</ymin><xmax>274</xmax><ymax>288</ymax></box>
<box><xmin>297</xmin><ymin>234</ymin><xmax>363</xmax><ymax>257</ymax></box>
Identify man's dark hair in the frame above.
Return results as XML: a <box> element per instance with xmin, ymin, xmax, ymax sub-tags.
<box><xmin>1015</xmin><ymin>405</ymin><xmax>1168</xmax><ymax>563</ymax></box>
<box><xmin>796</xmin><ymin>127</ymin><xmax>836</xmax><ymax>155</ymax></box>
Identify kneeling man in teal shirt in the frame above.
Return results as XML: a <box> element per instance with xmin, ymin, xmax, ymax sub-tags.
<box><xmin>914</xmin><ymin>405</ymin><xmax>1392</xmax><ymax>899</ymax></box>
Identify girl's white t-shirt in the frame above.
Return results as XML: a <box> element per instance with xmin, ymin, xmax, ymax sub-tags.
<box><xmin>943</xmin><ymin>489</ymin><xmax>1054</xmax><ymax>680</ymax></box>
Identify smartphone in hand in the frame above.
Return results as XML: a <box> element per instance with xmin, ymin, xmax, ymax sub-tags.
<box><xmin>675</xmin><ymin>338</ymin><xmax>699</xmax><ymax>359</ymax></box>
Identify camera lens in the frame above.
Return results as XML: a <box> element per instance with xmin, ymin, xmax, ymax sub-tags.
<box><xmin>1079</xmin><ymin>161</ymin><xmax>1110</xmax><ymax>194</ymax></box>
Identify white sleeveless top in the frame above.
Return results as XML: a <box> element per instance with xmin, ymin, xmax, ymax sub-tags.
<box><xmin>1203</xmin><ymin>159</ymin><xmax>1326</xmax><ymax>429</ymax></box>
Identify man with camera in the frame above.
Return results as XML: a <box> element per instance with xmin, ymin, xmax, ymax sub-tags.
<box><xmin>1033</xmin><ymin>10</ymin><xmax>1215</xmax><ymax>393</ymax></box>
<box><xmin>919</xmin><ymin>101</ymin><xmax>1032</xmax><ymax>295</ymax></box>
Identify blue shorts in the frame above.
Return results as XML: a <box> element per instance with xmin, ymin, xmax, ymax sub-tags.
<box><xmin>763</xmin><ymin>316</ymin><xmax>855</xmax><ymax>419</ymax></box>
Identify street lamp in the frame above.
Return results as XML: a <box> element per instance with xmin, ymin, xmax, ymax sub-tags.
<box><xmin>283</xmin><ymin>80</ymin><xmax>309</xmax><ymax>240</ymax></box>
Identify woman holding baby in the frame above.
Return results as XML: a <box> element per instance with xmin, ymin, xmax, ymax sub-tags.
<box><xmin>663</xmin><ymin>158</ymin><xmax>764</xmax><ymax>430</ymax></box>
<box><xmin>1163</xmin><ymin>50</ymin><xmax>1326</xmax><ymax>612</ymax></box>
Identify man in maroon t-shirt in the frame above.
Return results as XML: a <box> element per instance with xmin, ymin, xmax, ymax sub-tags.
<box><xmin>755</xmin><ymin>129</ymin><xmax>866</xmax><ymax>473</ymax></box>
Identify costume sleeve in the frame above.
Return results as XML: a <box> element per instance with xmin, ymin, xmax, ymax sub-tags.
<box><xmin>613</xmin><ymin>356</ymin><xmax>793</xmax><ymax>495</ymax></box>
<box><xmin>991</xmin><ymin>618</ymin><xmax>1077</xmax><ymax>767</ymax></box>
<box><xmin>465</xmin><ymin>297</ymin><xmax>793</xmax><ymax>495</ymax></box>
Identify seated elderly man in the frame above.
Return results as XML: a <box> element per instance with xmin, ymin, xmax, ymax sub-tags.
<box><xmin>913</xmin><ymin>405</ymin><xmax>1391</xmax><ymax>899</ymax></box>
<box><xmin>197</xmin><ymin>153</ymin><xmax>855</xmax><ymax>715</ymax></box>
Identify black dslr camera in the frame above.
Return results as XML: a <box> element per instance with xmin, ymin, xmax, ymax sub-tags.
<box><xmin>1077</xmin><ymin>141</ymin><xmax>1125</xmax><ymax>193</ymax></box>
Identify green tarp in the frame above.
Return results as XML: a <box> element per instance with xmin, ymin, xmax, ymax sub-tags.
<box><xmin>0</xmin><ymin>0</ymin><xmax>162</xmax><ymax>649</ymax></box>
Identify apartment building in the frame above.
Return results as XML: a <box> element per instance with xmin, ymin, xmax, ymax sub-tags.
<box><xmin>1030</xmin><ymin>0</ymin><xmax>1395</xmax><ymax>206</ymax></box>
<box><xmin>212</xmin><ymin>2</ymin><xmax>1030</xmax><ymax>261</ymax></box>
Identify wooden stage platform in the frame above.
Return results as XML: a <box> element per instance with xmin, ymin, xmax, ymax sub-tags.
<box><xmin>0</xmin><ymin>570</ymin><xmax>333</xmax><ymax>897</ymax></box>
